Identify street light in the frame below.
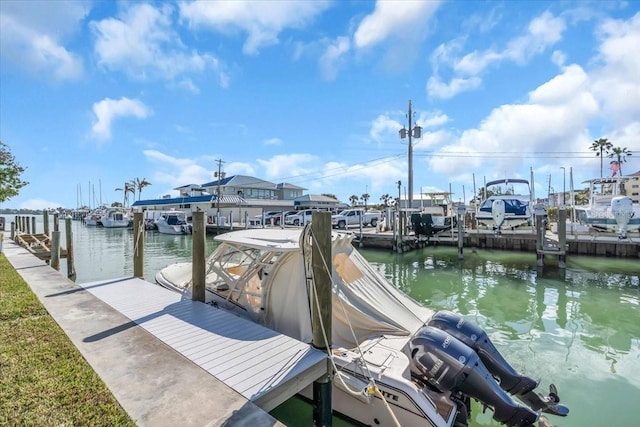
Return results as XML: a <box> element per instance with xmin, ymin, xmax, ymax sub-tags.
<box><xmin>560</xmin><ymin>167</ymin><xmax>566</xmax><ymax>206</ymax></box>
<box><xmin>399</xmin><ymin>100</ymin><xmax>422</xmax><ymax>210</ymax></box>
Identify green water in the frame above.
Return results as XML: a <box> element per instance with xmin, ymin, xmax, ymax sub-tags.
<box><xmin>5</xmin><ymin>217</ymin><xmax>639</xmax><ymax>426</ymax></box>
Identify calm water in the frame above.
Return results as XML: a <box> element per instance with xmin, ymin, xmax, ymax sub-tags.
<box><xmin>7</xmin><ymin>216</ymin><xmax>640</xmax><ymax>426</ymax></box>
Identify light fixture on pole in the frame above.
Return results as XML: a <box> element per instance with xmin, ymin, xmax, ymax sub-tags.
<box><xmin>399</xmin><ymin>100</ymin><xmax>422</xmax><ymax>210</ymax></box>
<box><xmin>560</xmin><ymin>167</ymin><xmax>566</xmax><ymax>206</ymax></box>
<box><xmin>214</xmin><ymin>158</ymin><xmax>226</xmax><ymax>221</ymax></box>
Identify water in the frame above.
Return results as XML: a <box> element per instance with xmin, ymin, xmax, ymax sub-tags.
<box><xmin>6</xmin><ymin>216</ymin><xmax>640</xmax><ymax>426</ymax></box>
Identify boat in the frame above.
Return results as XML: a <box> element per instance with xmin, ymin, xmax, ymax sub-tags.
<box><xmin>476</xmin><ymin>179</ymin><xmax>533</xmax><ymax>233</ymax></box>
<box><xmin>84</xmin><ymin>206</ymin><xmax>108</xmax><ymax>226</ymax></box>
<box><xmin>574</xmin><ymin>176</ymin><xmax>640</xmax><ymax>239</ymax></box>
<box><xmin>155</xmin><ymin>227</ymin><xmax>569</xmax><ymax>427</ymax></box>
<box><xmin>155</xmin><ymin>210</ymin><xmax>192</xmax><ymax>235</ymax></box>
<box><xmin>100</xmin><ymin>207</ymin><xmax>130</xmax><ymax>228</ymax></box>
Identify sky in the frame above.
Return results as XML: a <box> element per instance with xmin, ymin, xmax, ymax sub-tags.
<box><xmin>1</xmin><ymin>0</ymin><xmax>639</xmax><ymax>210</ymax></box>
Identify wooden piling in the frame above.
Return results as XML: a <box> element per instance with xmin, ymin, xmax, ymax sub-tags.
<box><xmin>31</xmin><ymin>217</ymin><xmax>36</xmax><ymax>234</ymax></box>
<box><xmin>133</xmin><ymin>212</ymin><xmax>144</xmax><ymax>278</ymax></box>
<box><xmin>65</xmin><ymin>218</ymin><xmax>76</xmax><ymax>281</ymax></box>
<box><xmin>53</xmin><ymin>213</ymin><xmax>59</xmax><ymax>233</ymax></box>
<box><xmin>10</xmin><ymin>222</ymin><xmax>15</xmax><ymax>240</ymax></box>
<box><xmin>43</xmin><ymin>211</ymin><xmax>50</xmax><ymax>235</ymax></box>
<box><xmin>26</xmin><ymin>216</ymin><xmax>31</xmax><ymax>234</ymax></box>
<box><xmin>558</xmin><ymin>208</ymin><xmax>567</xmax><ymax>269</ymax></box>
<box><xmin>457</xmin><ymin>206</ymin><xmax>465</xmax><ymax>260</ymax></box>
<box><xmin>535</xmin><ymin>205</ymin><xmax>546</xmax><ymax>267</ymax></box>
<box><xmin>311</xmin><ymin>211</ymin><xmax>332</xmax><ymax>427</ymax></box>
<box><xmin>191</xmin><ymin>211</ymin><xmax>205</xmax><ymax>302</ymax></box>
<box><xmin>50</xmin><ymin>231</ymin><xmax>61</xmax><ymax>270</ymax></box>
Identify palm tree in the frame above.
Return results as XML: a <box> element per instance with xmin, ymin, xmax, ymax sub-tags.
<box><xmin>349</xmin><ymin>194</ymin><xmax>359</xmax><ymax>206</ymax></box>
<box><xmin>132</xmin><ymin>177</ymin><xmax>151</xmax><ymax>200</ymax></box>
<box><xmin>607</xmin><ymin>147</ymin><xmax>632</xmax><ymax>176</ymax></box>
<box><xmin>380</xmin><ymin>193</ymin><xmax>391</xmax><ymax>207</ymax></box>
<box><xmin>589</xmin><ymin>138</ymin><xmax>613</xmax><ymax>178</ymax></box>
<box><xmin>361</xmin><ymin>193</ymin><xmax>370</xmax><ymax>211</ymax></box>
<box><xmin>115</xmin><ymin>182</ymin><xmax>135</xmax><ymax>208</ymax></box>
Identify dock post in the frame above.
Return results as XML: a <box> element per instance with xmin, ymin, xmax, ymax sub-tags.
<box><xmin>26</xmin><ymin>216</ymin><xmax>31</xmax><ymax>234</ymax></box>
<box><xmin>191</xmin><ymin>211</ymin><xmax>205</xmax><ymax>302</ymax></box>
<box><xmin>43</xmin><ymin>210</ymin><xmax>50</xmax><ymax>236</ymax></box>
<box><xmin>133</xmin><ymin>212</ymin><xmax>144</xmax><ymax>278</ymax></box>
<box><xmin>65</xmin><ymin>218</ymin><xmax>76</xmax><ymax>281</ymax></box>
<box><xmin>11</xmin><ymin>222</ymin><xmax>15</xmax><ymax>240</ymax></box>
<box><xmin>51</xmin><ymin>230</ymin><xmax>61</xmax><ymax>270</ymax></box>
<box><xmin>311</xmin><ymin>211</ymin><xmax>332</xmax><ymax>427</ymax></box>
<box><xmin>457</xmin><ymin>205</ymin><xmax>466</xmax><ymax>260</ymax></box>
<box><xmin>15</xmin><ymin>216</ymin><xmax>19</xmax><ymax>233</ymax></box>
<box><xmin>534</xmin><ymin>204</ymin><xmax>545</xmax><ymax>267</ymax></box>
<box><xmin>53</xmin><ymin>213</ymin><xmax>59</xmax><ymax>233</ymax></box>
<box><xmin>558</xmin><ymin>207</ymin><xmax>567</xmax><ymax>269</ymax></box>
<box><xmin>31</xmin><ymin>216</ymin><xmax>36</xmax><ymax>234</ymax></box>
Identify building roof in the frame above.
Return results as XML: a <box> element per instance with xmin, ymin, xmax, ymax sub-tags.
<box><xmin>294</xmin><ymin>194</ymin><xmax>339</xmax><ymax>203</ymax></box>
<box><xmin>201</xmin><ymin>174</ymin><xmax>276</xmax><ymax>189</ymax></box>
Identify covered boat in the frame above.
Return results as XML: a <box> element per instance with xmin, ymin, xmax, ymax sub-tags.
<box><xmin>476</xmin><ymin>179</ymin><xmax>534</xmax><ymax>233</ymax></box>
<box><xmin>156</xmin><ymin>228</ymin><xmax>569</xmax><ymax>426</ymax></box>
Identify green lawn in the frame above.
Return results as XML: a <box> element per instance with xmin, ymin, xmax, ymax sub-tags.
<box><xmin>0</xmin><ymin>254</ymin><xmax>135</xmax><ymax>426</ymax></box>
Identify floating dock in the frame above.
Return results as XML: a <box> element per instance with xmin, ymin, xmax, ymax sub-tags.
<box><xmin>2</xmin><ymin>238</ymin><xmax>328</xmax><ymax>426</ymax></box>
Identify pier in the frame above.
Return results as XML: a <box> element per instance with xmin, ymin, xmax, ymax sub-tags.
<box><xmin>1</xmin><ymin>236</ymin><xmax>327</xmax><ymax>426</ymax></box>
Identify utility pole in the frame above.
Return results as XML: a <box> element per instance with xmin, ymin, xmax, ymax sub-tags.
<box><xmin>399</xmin><ymin>100</ymin><xmax>422</xmax><ymax>211</ymax></box>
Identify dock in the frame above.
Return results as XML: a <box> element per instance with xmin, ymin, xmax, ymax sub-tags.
<box><xmin>14</xmin><ymin>232</ymin><xmax>68</xmax><ymax>261</ymax></box>
<box><xmin>2</xmin><ymin>238</ymin><xmax>327</xmax><ymax>426</ymax></box>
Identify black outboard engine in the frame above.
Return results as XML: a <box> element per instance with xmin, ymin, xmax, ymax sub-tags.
<box><xmin>428</xmin><ymin>311</ymin><xmax>570</xmax><ymax>417</ymax></box>
<box><xmin>410</xmin><ymin>326</ymin><xmax>538</xmax><ymax>427</ymax></box>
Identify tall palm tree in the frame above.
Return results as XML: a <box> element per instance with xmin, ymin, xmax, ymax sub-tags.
<box><xmin>380</xmin><ymin>193</ymin><xmax>391</xmax><ymax>206</ymax></box>
<box><xmin>132</xmin><ymin>177</ymin><xmax>151</xmax><ymax>200</ymax></box>
<box><xmin>349</xmin><ymin>194</ymin><xmax>359</xmax><ymax>206</ymax></box>
<box><xmin>115</xmin><ymin>182</ymin><xmax>135</xmax><ymax>208</ymax></box>
<box><xmin>589</xmin><ymin>138</ymin><xmax>613</xmax><ymax>178</ymax></box>
<box><xmin>607</xmin><ymin>147</ymin><xmax>632</xmax><ymax>176</ymax></box>
<box><xmin>361</xmin><ymin>193</ymin><xmax>370</xmax><ymax>211</ymax></box>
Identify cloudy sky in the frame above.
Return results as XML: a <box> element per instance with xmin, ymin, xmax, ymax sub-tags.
<box><xmin>1</xmin><ymin>0</ymin><xmax>638</xmax><ymax>210</ymax></box>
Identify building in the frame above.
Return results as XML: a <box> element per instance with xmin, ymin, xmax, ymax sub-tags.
<box><xmin>623</xmin><ymin>170</ymin><xmax>640</xmax><ymax>204</ymax></box>
<box><xmin>131</xmin><ymin>174</ymin><xmax>343</xmax><ymax>224</ymax></box>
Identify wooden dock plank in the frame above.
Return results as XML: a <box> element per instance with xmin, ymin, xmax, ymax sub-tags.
<box><xmin>77</xmin><ymin>276</ymin><xmax>327</xmax><ymax>410</ymax></box>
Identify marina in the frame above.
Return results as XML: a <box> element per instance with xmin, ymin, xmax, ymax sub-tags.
<box><xmin>2</xmin><ymin>214</ymin><xmax>639</xmax><ymax>426</ymax></box>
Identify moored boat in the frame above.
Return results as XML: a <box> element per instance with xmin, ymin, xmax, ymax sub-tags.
<box><xmin>155</xmin><ymin>210</ymin><xmax>192</xmax><ymax>235</ymax></box>
<box><xmin>476</xmin><ymin>179</ymin><xmax>534</xmax><ymax>233</ymax></box>
<box><xmin>100</xmin><ymin>207</ymin><xmax>130</xmax><ymax>228</ymax></box>
<box><xmin>155</xmin><ymin>227</ymin><xmax>569</xmax><ymax>427</ymax></box>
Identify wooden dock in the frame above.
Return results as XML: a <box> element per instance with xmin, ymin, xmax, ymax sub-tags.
<box><xmin>77</xmin><ymin>276</ymin><xmax>328</xmax><ymax>411</ymax></box>
<box><xmin>15</xmin><ymin>232</ymin><xmax>68</xmax><ymax>260</ymax></box>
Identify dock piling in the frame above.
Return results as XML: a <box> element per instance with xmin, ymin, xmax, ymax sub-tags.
<box><xmin>311</xmin><ymin>211</ymin><xmax>332</xmax><ymax>427</ymax></box>
<box><xmin>133</xmin><ymin>212</ymin><xmax>144</xmax><ymax>278</ymax></box>
<box><xmin>191</xmin><ymin>211</ymin><xmax>205</xmax><ymax>302</ymax></box>
<box><xmin>43</xmin><ymin>211</ymin><xmax>50</xmax><ymax>235</ymax></box>
<box><xmin>65</xmin><ymin>218</ymin><xmax>76</xmax><ymax>281</ymax></box>
<box><xmin>50</xmin><ymin>231</ymin><xmax>61</xmax><ymax>270</ymax></box>
<box><xmin>558</xmin><ymin>208</ymin><xmax>567</xmax><ymax>269</ymax></box>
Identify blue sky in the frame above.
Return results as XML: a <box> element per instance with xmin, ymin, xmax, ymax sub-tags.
<box><xmin>1</xmin><ymin>0</ymin><xmax>639</xmax><ymax>210</ymax></box>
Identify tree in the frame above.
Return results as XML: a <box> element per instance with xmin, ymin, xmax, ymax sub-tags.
<box><xmin>349</xmin><ymin>194</ymin><xmax>359</xmax><ymax>206</ymax></box>
<box><xmin>361</xmin><ymin>193</ymin><xmax>370</xmax><ymax>210</ymax></box>
<box><xmin>607</xmin><ymin>147</ymin><xmax>632</xmax><ymax>177</ymax></box>
<box><xmin>321</xmin><ymin>193</ymin><xmax>337</xmax><ymax>200</ymax></box>
<box><xmin>132</xmin><ymin>177</ymin><xmax>151</xmax><ymax>200</ymax></box>
<box><xmin>115</xmin><ymin>182</ymin><xmax>135</xmax><ymax>208</ymax></box>
<box><xmin>590</xmin><ymin>138</ymin><xmax>613</xmax><ymax>178</ymax></box>
<box><xmin>380</xmin><ymin>193</ymin><xmax>391</xmax><ymax>206</ymax></box>
<box><xmin>0</xmin><ymin>141</ymin><xmax>28</xmax><ymax>203</ymax></box>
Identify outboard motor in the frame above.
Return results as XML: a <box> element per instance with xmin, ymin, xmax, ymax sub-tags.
<box><xmin>410</xmin><ymin>326</ymin><xmax>538</xmax><ymax>426</ymax></box>
<box><xmin>428</xmin><ymin>311</ymin><xmax>570</xmax><ymax>417</ymax></box>
<box><xmin>611</xmin><ymin>196</ymin><xmax>633</xmax><ymax>239</ymax></box>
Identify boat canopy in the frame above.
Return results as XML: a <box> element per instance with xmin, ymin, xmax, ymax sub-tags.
<box><xmin>212</xmin><ymin>229</ymin><xmax>433</xmax><ymax>349</ymax></box>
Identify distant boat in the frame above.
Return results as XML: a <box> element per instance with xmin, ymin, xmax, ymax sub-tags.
<box><xmin>155</xmin><ymin>210</ymin><xmax>192</xmax><ymax>235</ymax></box>
<box><xmin>574</xmin><ymin>176</ymin><xmax>640</xmax><ymax>239</ymax></box>
<box><xmin>100</xmin><ymin>207</ymin><xmax>130</xmax><ymax>228</ymax></box>
<box><xmin>85</xmin><ymin>206</ymin><xmax>107</xmax><ymax>226</ymax></box>
<box><xmin>476</xmin><ymin>179</ymin><xmax>533</xmax><ymax>233</ymax></box>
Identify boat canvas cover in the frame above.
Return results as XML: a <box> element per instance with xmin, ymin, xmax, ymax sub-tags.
<box><xmin>250</xmin><ymin>229</ymin><xmax>433</xmax><ymax>349</ymax></box>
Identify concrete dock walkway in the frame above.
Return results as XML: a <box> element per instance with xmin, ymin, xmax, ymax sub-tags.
<box><xmin>2</xmin><ymin>238</ymin><xmax>284</xmax><ymax>427</ymax></box>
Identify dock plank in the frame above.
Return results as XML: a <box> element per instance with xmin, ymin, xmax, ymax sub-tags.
<box><xmin>77</xmin><ymin>276</ymin><xmax>327</xmax><ymax>410</ymax></box>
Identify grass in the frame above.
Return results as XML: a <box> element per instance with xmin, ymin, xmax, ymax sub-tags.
<box><xmin>0</xmin><ymin>254</ymin><xmax>135</xmax><ymax>427</ymax></box>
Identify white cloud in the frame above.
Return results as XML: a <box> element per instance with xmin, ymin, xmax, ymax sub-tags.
<box><xmin>0</xmin><ymin>1</ymin><xmax>86</xmax><ymax>80</ymax></box>
<box><xmin>319</xmin><ymin>36</ymin><xmax>350</xmax><ymax>81</ymax></box>
<box><xmin>18</xmin><ymin>198</ymin><xmax>63</xmax><ymax>210</ymax></box>
<box><xmin>430</xmin><ymin>10</ymin><xmax>567</xmax><ymax>99</ymax></box>
<box><xmin>179</xmin><ymin>0</ymin><xmax>331</xmax><ymax>55</ymax></box>
<box><xmin>263</xmin><ymin>138</ymin><xmax>282</xmax><ymax>146</ymax></box>
<box><xmin>369</xmin><ymin>114</ymin><xmax>401</xmax><ymax>144</ymax></box>
<box><xmin>143</xmin><ymin>149</ymin><xmax>212</xmax><ymax>196</ymax></box>
<box><xmin>91</xmin><ymin>3</ymin><xmax>226</xmax><ymax>87</ymax></box>
<box><xmin>353</xmin><ymin>1</ymin><xmax>441</xmax><ymax>49</ymax></box>
<box><xmin>91</xmin><ymin>97</ymin><xmax>152</xmax><ymax>141</ymax></box>
<box><xmin>257</xmin><ymin>153</ymin><xmax>318</xmax><ymax>179</ymax></box>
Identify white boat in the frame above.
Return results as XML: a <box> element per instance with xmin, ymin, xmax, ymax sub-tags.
<box><xmin>155</xmin><ymin>210</ymin><xmax>192</xmax><ymax>235</ymax></box>
<box><xmin>574</xmin><ymin>177</ymin><xmax>640</xmax><ymax>239</ymax></box>
<box><xmin>476</xmin><ymin>179</ymin><xmax>533</xmax><ymax>233</ymax></box>
<box><xmin>100</xmin><ymin>207</ymin><xmax>130</xmax><ymax>228</ymax></box>
<box><xmin>84</xmin><ymin>206</ymin><xmax>107</xmax><ymax>226</ymax></box>
<box><xmin>155</xmin><ymin>228</ymin><xmax>569</xmax><ymax>427</ymax></box>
